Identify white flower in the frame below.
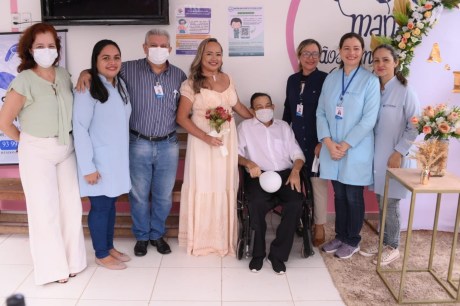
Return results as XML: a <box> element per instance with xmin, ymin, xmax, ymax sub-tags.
<box><xmin>411</xmin><ymin>36</ymin><xmax>419</xmax><ymax>43</ymax></box>
<box><xmin>413</xmin><ymin>12</ymin><xmax>423</xmax><ymax>20</ymax></box>
<box><xmin>416</xmin><ymin>22</ymin><xmax>424</xmax><ymax>29</ymax></box>
<box><xmin>396</xmin><ymin>35</ymin><xmax>402</xmax><ymax>41</ymax></box>
<box><xmin>399</xmin><ymin>52</ymin><xmax>407</xmax><ymax>60</ymax></box>
<box><xmin>429</xmin><ymin>5</ymin><xmax>443</xmax><ymax>25</ymax></box>
<box><xmin>455</xmin><ymin>121</ymin><xmax>460</xmax><ymax>129</ymax></box>
<box><xmin>436</xmin><ymin>117</ymin><xmax>445</xmax><ymax>124</ymax></box>
<box><xmin>423</xmin><ymin>116</ymin><xmax>430</xmax><ymax>122</ymax></box>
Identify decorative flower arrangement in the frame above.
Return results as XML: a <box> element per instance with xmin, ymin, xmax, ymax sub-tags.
<box><xmin>410</xmin><ymin>139</ymin><xmax>448</xmax><ymax>169</ymax></box>
<box><xmin>371</xmin><ymin>0</ymin><xmax>460</xmax><ymax>77</ymax></box>
<box><xmin>411</xmin><ymin>103</ymin><xmax>460</xmax><ymax>140</ymax></box>
<box><xmin>205</xmin><ymin>106</ymin><xmax>232</xmax><ymax>133</ymax></box>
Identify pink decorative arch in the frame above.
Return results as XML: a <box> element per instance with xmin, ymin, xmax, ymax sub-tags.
<box><xmin>286</xmin><ymin>0</ymin><xmax>300</xmax><ymax>72</ymax></box>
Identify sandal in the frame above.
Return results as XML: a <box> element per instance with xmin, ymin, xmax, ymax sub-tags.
<box><xmin>69</xmin><ymin>273</ymin><xmax>77</xmax><ymax>278</ymax></box>
<box><xmin>55</xmin><ymin>278</ymin><xmax>69</xmax><ymax>284</ymax></box>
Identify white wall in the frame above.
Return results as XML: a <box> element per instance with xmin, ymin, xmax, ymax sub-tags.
<box><xmin>1</xmin><ymin>0</ymin><xmax>460</xmax><ymax>231</ymax></box>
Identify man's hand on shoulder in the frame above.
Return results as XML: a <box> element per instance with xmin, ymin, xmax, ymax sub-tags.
<box><xmin>75</xmin><ymin>70</ymin><xmax>92</xmax><ymax>93</ymax></box>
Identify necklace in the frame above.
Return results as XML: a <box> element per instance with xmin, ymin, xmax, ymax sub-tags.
<box><xmin>204</xmin><ymin>72</ymin><xmax>218</xmax><ymax>82</ymax></box>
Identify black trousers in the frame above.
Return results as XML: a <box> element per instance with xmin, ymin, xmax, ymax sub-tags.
<box><xmin>244</xmin><ymin>169</ymin><xmax>303</xmax><ymax>262</ymax></box>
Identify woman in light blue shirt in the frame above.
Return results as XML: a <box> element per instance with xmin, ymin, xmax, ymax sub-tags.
<box><xmin>73</xmin><ymin>40</ymin><xmax>132</xmax><ymax>270</ymax></box>
<box><xmin>316</xmin><ymin>33</ymin><xmax>380</xmax><ymax>259</ymax></box>
<box><xmin>359</xmin><ymin>44</ymin><xmax>420</xmax><ymax>266</ymax></box>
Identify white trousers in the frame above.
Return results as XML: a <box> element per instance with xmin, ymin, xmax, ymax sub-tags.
<box><xmin>18</xmin><ymin>132</ymin><xmax>87</xmax><ymax>285</ymax></box>
<box><xmin>310</xmin><ymin>177</ymin><xmax>328</xmax><ymax>225</ymax></box>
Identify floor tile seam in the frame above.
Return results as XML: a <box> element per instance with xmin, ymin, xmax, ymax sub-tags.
<box><xmin>76</xmin><ymin>266</ymin><xmax>99</xmax><ymax>302</ymax></box>
<box><xmin>147</xmin><ymin>258</ymin><xmax>163</xmax><ymax>302</ymax></box>
<box><xmin>221</xmin><ymin>298</ymin><xmax>294</xmax><ymax>302</ymax></box>
<box><xmin>0</xmin><ymin>234</ymin><xmax>12</xmax><ymax>245</ymax></box>
<box><xmin>0</xmin><ymin>263</ymin><xmax>33</xmax><ymax>266</ymax></box>
<box><xmin>11</xmin><ymin>267</ymin><xmax>33</xmax><ymax>294</ymax></box>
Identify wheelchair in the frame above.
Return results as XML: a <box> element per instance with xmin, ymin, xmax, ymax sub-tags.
<box><xmin>236</xmin><ymin>166</ymin><xmax>315</xmax><ymax>260</ymax></box>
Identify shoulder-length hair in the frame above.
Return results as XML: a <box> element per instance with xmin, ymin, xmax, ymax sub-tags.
<box><xmin>296</xmin><ymin>39</ymin><xmax>322</xmax><ymax>72</ymax></box>
<box><xmin>189</xmin><ymin>38</ymin><xmax>222</xmax><ymax>94</ymax></box>
<box><xmin>89</xmin><ymin>39</ymin><xmax>128</xmax><ymax>104</ymax></box>
<box><xmin>338</xmin><ymin>32</ymin><xmax>365</xmax><ymax>69</ymax></box>
<box><xmin>17</xmin><ymin>23</ymin><xmax>61</xmax><ymax>72</ymax></box>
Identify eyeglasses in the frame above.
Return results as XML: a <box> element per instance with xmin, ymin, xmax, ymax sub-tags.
<box><xmin>300</xmin><ymin>51</ymin><xmax>320</xmax><ymax>59</ymax></box>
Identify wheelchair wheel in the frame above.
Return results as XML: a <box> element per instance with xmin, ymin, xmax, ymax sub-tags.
<box><xmin>237</xmin><ymin>238</ymin><xmax>244</xmax><ymax>260</ymax></box>
<box><xmin>301</xmin><ymin>245</ymin><xmax>315</xmax><ymax>258</ymax></box>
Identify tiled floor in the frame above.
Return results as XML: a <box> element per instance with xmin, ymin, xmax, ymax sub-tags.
<box><xmin>0</xmin><ymin>217</ymin><xmax>344</xmax><ymax>306</ymax></box>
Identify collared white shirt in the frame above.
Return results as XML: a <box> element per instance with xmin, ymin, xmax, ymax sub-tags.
<box><xmin>237</xmin><ymin>118</ymin><xmax>305</xmax><ymax>172</ymax></box>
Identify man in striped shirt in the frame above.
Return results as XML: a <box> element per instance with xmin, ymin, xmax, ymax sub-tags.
<box><xmin>125</xmin><ymin>29</ymin><xmax>186</xmax><ymax>257</ymax></box>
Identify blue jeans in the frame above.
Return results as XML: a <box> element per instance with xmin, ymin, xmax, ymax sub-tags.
<box><xmin>129</xmin><ymin>133</ymin><xmax>179</xmax><ymax>241</ymax></box>
<box><xmin>331</xmin><ymin>181</ymin><xmax>364</xmax><ymax>247</ymax></box>
<box><xmin>88</xmin><ymin>196</ymin><xmax>117</xmax><ymax>259</ymax></box>
<box><xmin>376</xmin><ymin>194</ymin><xmax>401</xmax><ymax>249</ymax></box>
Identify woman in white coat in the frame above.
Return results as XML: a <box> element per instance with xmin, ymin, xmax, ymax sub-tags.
<box><xmin>359</xmin><ymin>44</ymin><xmax>420</xmax><ymax>266</ymax></box>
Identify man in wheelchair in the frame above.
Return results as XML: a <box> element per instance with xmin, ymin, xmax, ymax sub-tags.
<box><xmin>237</xmin><ymin>92</ymin><xmax>305</xmax><ymax>274</ymax></box>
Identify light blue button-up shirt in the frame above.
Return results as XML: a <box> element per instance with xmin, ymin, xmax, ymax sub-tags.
<box><xmin>73</xmin><ymin>75</ymin><xmax>132</xmax><ymax>197</ymax></box>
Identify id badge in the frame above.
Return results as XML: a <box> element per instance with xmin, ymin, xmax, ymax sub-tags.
<box><xmin>296</xmin><ymin>104</ymin><xmax>303</xmax><ymax>117</ymax></box>
<box><xmin>154</xmin><ymin>84</ymin><xmax>164</xmax><ymax>98</ymax></box>
<box><xmin>335</xmin><ymin>106</ymin><xmax>344</xmax><ymax>119</ymax></box>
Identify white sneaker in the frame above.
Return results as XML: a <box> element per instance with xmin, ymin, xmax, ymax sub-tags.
<box><xmin>359</xmin><ymin>244</ymin><xmax>379</xmax><ymax>257</ymax></box>
<box><xmin>373</xmin><ymin>247</ymin><xmax>400</xmax><ymax>266</ymax></box>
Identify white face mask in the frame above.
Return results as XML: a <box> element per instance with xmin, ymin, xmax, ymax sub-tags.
<box><xmin>148</xmin><ymin>47</ymin><xmax>170</xmax><ymax>65</ymax></box>
<box><xmin>255</xmin><ymin>109</ymin><xmax>274</xmax><ymax>123</ymax></box>
<box><xmin>33</xmin><ymin>48</ymin><xmax>58</xmax><ymax>68</ymax></box>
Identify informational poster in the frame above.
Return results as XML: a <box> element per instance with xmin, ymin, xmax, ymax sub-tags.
<box><xmin>0</xmin><ymin>30</ymin><xmax>67</xmax><ymax>164</ymax></box>
<box><xmin>228</xmin><ymin>6</ymin><xmax>264</xmax><ymax>57</ymax></box>
<box><xmin>175</xmin><ymin>7</ymin><xmax>211</xmax><ymax>55</ymax></box>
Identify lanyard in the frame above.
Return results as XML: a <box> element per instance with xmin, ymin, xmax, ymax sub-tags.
<box><xmin>340</xmin><ymin>66</ymin><xmax>360</xmax><ymax>104</ymax></box>
<box><xmin>299</xmin><ymin>81</ymin><xmax>305</xmax><ymax>103</ymax></box>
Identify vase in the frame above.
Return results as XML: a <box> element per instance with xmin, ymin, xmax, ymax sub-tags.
<box><xmin>420</xmin><ymin>167</ymin><xmax>430</xmax><ymax>185</ymax></box>
<box><xmin>430</xmin><ymin>139</ymin><xmax>449</xmax><ymax>177</ymax></box>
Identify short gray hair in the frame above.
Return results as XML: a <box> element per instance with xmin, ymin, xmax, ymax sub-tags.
<box><xmin>144</xmin><ymin>29</ymin><xmax>170</xmax><ymax>45</ymax></box>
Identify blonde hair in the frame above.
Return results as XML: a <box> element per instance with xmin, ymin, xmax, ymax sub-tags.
<box><xmin>189</xmin><ymin>38</ymin><xmax>222</xmax><ymax>93</ymax></box>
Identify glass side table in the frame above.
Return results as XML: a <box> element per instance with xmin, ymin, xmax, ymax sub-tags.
<box><xmin>377</xmin><ymin>168</ymin><xmax>460</xmax><ymax>304</ymax></box>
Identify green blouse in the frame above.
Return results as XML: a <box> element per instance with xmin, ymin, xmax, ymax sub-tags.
<box><xmin>8</xmin><ymin>67</ymin><xmax>74</xmax><ymax>145</ymax></box>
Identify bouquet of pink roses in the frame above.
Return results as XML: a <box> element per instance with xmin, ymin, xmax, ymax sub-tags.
<box><xmin>205</xmin><ymin>106</ymin><xmax>232</xmax><ymax>133</ymax></box>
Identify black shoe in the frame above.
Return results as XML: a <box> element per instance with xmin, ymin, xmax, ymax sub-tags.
<box><xmin>249</xmin><ymin>256</ymin><xmax>264</xmax><ymax>273</ymax></box>
<box><xmin>134</xmin><ymin>240</ymin><xmax>148</xmax><ymax>257</ymax></box>
<box><xmin>267</xmin><ymin>253</ymin><xmax>286</xmax><ymax>274</ymax></box>
<box><xmin>150</xmin><ymin>237</ymin><xmax>171</xmax><ymax>254</ymax></box>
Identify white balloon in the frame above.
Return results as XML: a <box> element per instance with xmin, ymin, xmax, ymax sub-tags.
<box><xmin>259</xmin><ymin>171</ymin><xmax>282</xmax><ymax>193</ymax></box>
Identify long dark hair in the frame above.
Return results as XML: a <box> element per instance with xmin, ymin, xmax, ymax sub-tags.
<box><xmin>89</xmin><ymin>39</ymin><xmax>128</xmax><ymax>104</ymax></box>
<box><xmin>189</xmin><ymin>38</ymin><xmax>222</xmax><ymax>94</ymax></box>
<box><xmin>338</xmin><ymin>32</ymin><xmax>365</xmax><ymax>69</ymax></box>
<box><xmin>373</xmin><ymin>44</ymin><xmax>407</xmax><ymax>86</ymax></box>
<box><xmin>17</xmin><ymin>23</ymin><xmax>61</xmax><ymax>72</ymax></box>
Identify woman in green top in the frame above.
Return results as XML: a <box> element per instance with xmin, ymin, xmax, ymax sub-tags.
<box><xmin>0</xmin><ymin>23</ymin><xmax>87</xmax><ymax>285</ymax></box>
